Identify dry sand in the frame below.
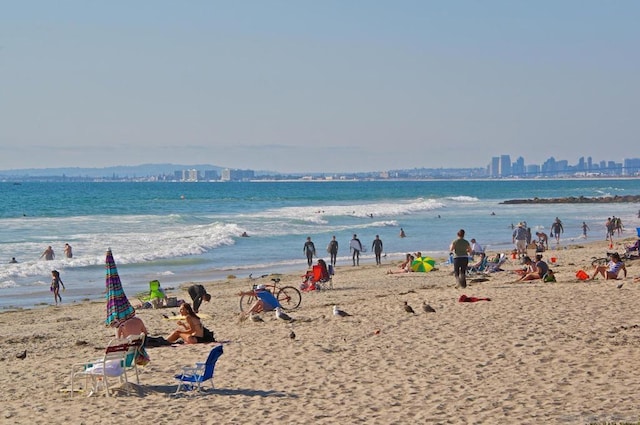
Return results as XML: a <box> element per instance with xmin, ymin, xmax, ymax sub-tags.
<box><xmin>1</xmin><ymin>236</ymin><xmax>640</xmax><ymax>424</ymax></box>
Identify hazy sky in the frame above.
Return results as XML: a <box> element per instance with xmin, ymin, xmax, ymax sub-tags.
<box><xmin>1</xmin><ymin>1</ymin><xmax>639</xmax><ymax>173</ymax></box>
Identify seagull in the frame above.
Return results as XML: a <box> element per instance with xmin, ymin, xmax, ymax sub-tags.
<box><xmin>404</xmin><ymin>301</ymin><xmax>415</xmax><ymax>314</ymax></box>
<box><xmin>275</xmin><ymin>307</ymin><xmax>293</xmax><ymax>321</ymax></box>
<box><xmin>289</xmin><ymin>330</ymin><xmax>296</xmax><ymax>340</ymax></box>
<box><xmin>333</xmin><ymin>305</ymin><xmax>352</xmax><ymax>317</ymax></box>
<box><xmin>422</xmin><ymin>301</ymin><xmax>436</xmax><ymax>313</ymax></box>
<box><xmin>16</xmin><ymin>350</ymin><xmax>27</xmax><ymax>360</ymax></box>
<box><xmin>249</xmin><ymin>313</ymin><xmax>264</xmax><ymax>322</ymax></box>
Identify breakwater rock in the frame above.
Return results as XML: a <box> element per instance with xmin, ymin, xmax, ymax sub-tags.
<box><xmin>501</xmin><ymin>195</ymin><xmax>640</xmax><ymax>204</ymax></box>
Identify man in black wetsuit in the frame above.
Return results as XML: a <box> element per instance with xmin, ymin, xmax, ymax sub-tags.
<box><xmin>187</xmin><ymin>284</ymin><xmax>211</xmax><ymax>313</ymax></box>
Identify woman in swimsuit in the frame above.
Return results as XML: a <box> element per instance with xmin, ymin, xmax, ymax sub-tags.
<box><xmin>50</xmin><ymin>270</ymin><xmax>65</xmax><ymax>306</ymax></box>
<box><xmin>167</xmin><ymin>303</ymin><xmax>204</xmax><ymax>344</ymax></box>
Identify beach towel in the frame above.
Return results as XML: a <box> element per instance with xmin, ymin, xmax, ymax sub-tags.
<box><xmin>458</xmin><ymin>294</ymin><xmax>491</xmax><ymax>302</ymax></box>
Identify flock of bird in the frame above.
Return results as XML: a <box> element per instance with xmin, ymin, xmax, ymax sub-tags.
<box><xmin>14</xmin><ymin>301</ymin><xmax>437</xmax><ymax>359</ymax></box>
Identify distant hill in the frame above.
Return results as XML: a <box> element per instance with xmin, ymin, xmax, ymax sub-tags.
<box><xmin>0</xmin><ymin>163</ymin><xmax>224</xmax><ymax>178</ymax></box>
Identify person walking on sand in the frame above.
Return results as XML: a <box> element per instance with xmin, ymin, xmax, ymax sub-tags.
<box><xmin>550</xmin><ymin>218</ymin><xmax>563</xmax><ymax>243</ymax></box>
<box><xmin>327</xmin><ymin>235</ymin><xmax>338</xmax><ymax>267</ymax></box>
<box><xmin>450</xmin><ymin>229</ymin><xmax>471</xmax><ymax>289</ymax></box>
<box><xmin>40</xmin><ymin>246</ymin><xmax>55</xmax><ymax>261</ymax></box>
<box><xmin>372</xmin><ymin>235</ymin><xmax>383</xmax><ymax>266</ymax></box>
<box><xmin>64</xmin><ymin>243</ymin><xmax>73</xmax><ymax>258</ymax></box>
<box><xmin>303</xmin><ymin>236</ymin><xmax>316</xmax><ymax>267</ymax></box>
<box><xmin>350</xmin><ymin>234</ymin><xmax>363</xmax><ymax>266</ymax></box>
<box><xmin>50</xmin><ymin>270</ymin><xmax>65</xmax><ymax>305</ymax></box>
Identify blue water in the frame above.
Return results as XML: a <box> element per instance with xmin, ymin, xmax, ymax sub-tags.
<box><xmin>1</xmin><ymin>179</ymin><xmax>639</xmax><ymax>309</ymax></box>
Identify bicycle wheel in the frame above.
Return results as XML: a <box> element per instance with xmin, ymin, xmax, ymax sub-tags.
<box><xmin>591</xmin><ymin>257</ymin><xmax>608</xmax><ymax>267</ymax></box>
<box><xmin>277</xmin><ymin>286</ymin><xmax>302</xmax><ymax>311</ymax></box>
<box><xmin>239</xmin><ymin>294</ymin><xmax>256</xmax><ymax>312</ymax></box>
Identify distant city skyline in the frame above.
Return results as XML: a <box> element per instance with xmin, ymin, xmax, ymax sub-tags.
<box><xmin>2</xmin><ymin>153</ymin><xmax>639</xmax><ymax>181</ymax></box>
<box><xmin>1</xmin><ymin>2</ymin><xmax>639</xmax><ymax>173</ymax></box>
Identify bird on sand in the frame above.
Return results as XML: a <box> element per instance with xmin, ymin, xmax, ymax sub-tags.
<box><xmin>275</xmin><ymin>307</ymin><xmax>293</xmax><ymax>321</ymax></box>
<box><xmin>289</xmin><ymin>330</ymin><xmax>296</xmax><ymax>340</ymax></box>
<box><xmin>250</xmin><ymin>313</ymin><xmax>264</xmax><ymax>322</ymax></box>
<box><xmin>404</xmin><ymin>301</ymin><xmax>415</xmax><ymax>314</ymax></box>
<box><xmin>333</xmin><ymin>305</ymin><xmax>352</xmax><ymax>317</ymax></box>
<box><xmin>16</xmin><ymin>350</ymin><xmax>27</xmax><ymax>360</ymax></box>
<box><xmin>422</xmin><ymin>301</ymin><xmax>436</xmax><ymax>313</ymax></box>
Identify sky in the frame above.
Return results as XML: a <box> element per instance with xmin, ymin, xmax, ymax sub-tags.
<box><xmin>1</xmin><ymin>1</ymin><xmax>639</xmax><ymax>173</ymax></box>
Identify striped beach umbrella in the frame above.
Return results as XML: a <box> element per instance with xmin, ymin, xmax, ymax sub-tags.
<box><xmin>105</xmin><ymin>248</ymin><xmax>135</xmax><ymax>328</ymax></box>
<box><xmin>411</xmin><ymin>256</ymin><xmax>436</xmax><ymax>272</ymax></box>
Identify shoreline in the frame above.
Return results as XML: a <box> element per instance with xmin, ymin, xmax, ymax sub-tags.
<box><xmin>2</xmin><ymin>235</ymin><xmax>640</xmax><ymax>423</ymax></box>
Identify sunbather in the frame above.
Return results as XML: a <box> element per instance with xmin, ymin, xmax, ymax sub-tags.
<box><xmin>516</xmin><ymin>254</ymin><xmax>549</xmax><ymax>282</ymax></box>
<box><xmin>167</xmin><ymin>303</ymin><xmax>204</xmax><ymax>344</ymax></box>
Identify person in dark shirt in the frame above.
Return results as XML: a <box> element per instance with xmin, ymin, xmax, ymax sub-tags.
<box><xmin>187</xmin><ymin>284</ymin><xmax>211</xmax><ymax>313</ymax></box>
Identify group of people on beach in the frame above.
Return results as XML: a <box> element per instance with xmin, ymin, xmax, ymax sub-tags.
<box><xmin>303</xmin><ymin>233</ymin><xmax>387</xmax><ymax>268</ymax></box>
<box><xmin>39</xmin><ymin>243</ymin><xmax>73</xmax><ymax>261</ymax></box>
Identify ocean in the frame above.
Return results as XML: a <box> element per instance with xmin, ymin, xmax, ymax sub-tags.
<box><xmin>1</xmin><ymin>179</ymin><xmax>639</xmax><ymax>309</ymax></box>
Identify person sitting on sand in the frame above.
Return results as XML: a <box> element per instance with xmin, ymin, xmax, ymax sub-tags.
<box><xmin>166</xmin><ymin>303</ymin><xmax>204</xmax><ymax>344</ymax></box>
<box><xmin>592</xmin><ymin>252</ymin><xmax>626</xmax><ymax>280</ymax></box>
<box><xmin>516</xmin><ymin>254</ymin><xmax>549</xmax><ymax>282</ymax></box>
<box><xmin>238</xmin><ymin>284</ymin><xmax>282</xmax><ymax>318</ymax></box>
<box><xmin>116</xmin><ymin>316</ymin><xmax>148</xmax><ymax>339</ymax></box>
<box><xmin>387</xmin><ymin>254</ymin><xmax>414</xmax><ymax>274</ymax></box>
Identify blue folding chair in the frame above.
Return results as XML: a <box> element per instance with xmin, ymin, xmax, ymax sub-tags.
<box><xmin>174</xmin><ymin>345</ymin><xmax>223</xmax><ymax>393</ymax></box>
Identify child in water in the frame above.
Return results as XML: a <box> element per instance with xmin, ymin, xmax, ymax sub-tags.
<box><xmin>50</xmin><ymin>270</ymin><xmax>65</xmax><ymax>305</ymax></box>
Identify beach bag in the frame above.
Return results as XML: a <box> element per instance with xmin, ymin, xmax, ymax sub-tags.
<box><xmin>202</xmin><ymin>327</ymin><xmax>216</xmax><ymax>343</ymax></box>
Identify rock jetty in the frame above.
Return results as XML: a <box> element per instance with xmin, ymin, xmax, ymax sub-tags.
<box><xmin>501</xmin><ymin>195</ymin><xmax>640</xmax><ymax>204</ymax></box>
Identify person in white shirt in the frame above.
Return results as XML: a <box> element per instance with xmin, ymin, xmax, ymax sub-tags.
<box><xmin>470</xmin><ymin>238</ymin><xmax>484</xmax><ymax>257</ymax></box>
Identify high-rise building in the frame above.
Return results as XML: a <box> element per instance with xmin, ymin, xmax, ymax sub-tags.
<box><xmin>499</xmin><ymin>155</ymin><xmax>511</xmax><ymax>177</ymax></box>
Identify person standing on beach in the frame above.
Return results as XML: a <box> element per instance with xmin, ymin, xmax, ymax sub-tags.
<box><xmin>449</xmin><ymin>229</ymin><xmax>471</xmax><ymax>289</ymax></box>
<box><xmin>40</xmin><ymin>246</ymin><xmax>55</xmax><ymax>261</ymax></box>
<box><xmin>581</xmin><ymin>222</ymin><xmax>590</xmax><ymax>238</ymax></box>
<box><xmin>303</xmin><ymin>236</ymin><xmax>316</xmax><ymax>267</ymax></box>
<box><xmin>327</xmin><ymin>235</ymin><xmax>338</xmax><ymax>267</ymax></box>
<box><xmin>512</xmin><ymin>223</ymin><xmax>528</xmax><ymax>258</ymax></box>
<box><xmin>187</xmin><ymin>284</ymin><xmax>211</xmax><ymax>313</ymax></box>
<box><xmin>350</xmin><ymin>234</ymin><xmax>363</xmax><ymax>266</ymax></box>
<box><xmin>64</xmin><ymin>243</ymin><xmax>73</xmax><ymax>258</ymax></box>
<box><xmin>50</xmin><ymin>270</ymin><xmax>65</xmax><ymax>305</ymax></box>
<box><xmin>372</xmin><ymin>235</ymin><xmax>383</xmax><ymax>266</ymax></box>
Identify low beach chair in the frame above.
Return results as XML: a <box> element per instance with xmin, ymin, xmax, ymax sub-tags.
<box><xmin>71</xmin><ymin>338</ymin><xmax>131</xmax><ymax>397</ymax></box>
<box><xmin>174</xmin><ymin>345</ymin><xmax>223</xmax><ymax>394</ymax></box>
<box><xmin>486</xmin><ymin>253</ymin><xmax>508</xmax><ymax>273</ymax></box>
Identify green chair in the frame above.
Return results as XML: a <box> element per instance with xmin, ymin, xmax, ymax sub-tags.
<box><xmin>136</xmin><ymin>280</ymin><xmax>166</xmax><ymax>307</ymax></box>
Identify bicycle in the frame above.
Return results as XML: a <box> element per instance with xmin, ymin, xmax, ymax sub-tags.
<box><xmin>591</xmin><ymin>251</ymin><xmax>624</xmax><ymax>267</ymax></box>
<box><xmin>239</xmin><ymin>277</ymin><xmax>302</xmax><ymax>312</ymax></box>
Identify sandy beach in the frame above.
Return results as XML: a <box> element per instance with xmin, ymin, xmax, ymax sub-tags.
<box><xmin>1</xmin><ymin>236</ymin><xmax>639</xmax><ymax>424</ymax></box>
